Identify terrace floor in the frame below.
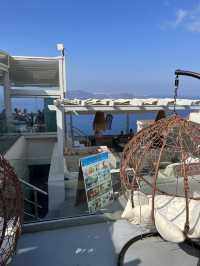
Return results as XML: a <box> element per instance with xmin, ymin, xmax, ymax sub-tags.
<box><xmin>11</xmin><ymin>220</ymin><xmax>200</xmax><ymax>266</ymax></box>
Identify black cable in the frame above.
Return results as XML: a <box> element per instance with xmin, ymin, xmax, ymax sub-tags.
<box><xmin>117</xmin><ymin>232</ymin><xmax>200</xmax><ymax>266</ymax></box>
<box><xmin>117</xmin><ymin>232</ymin><xmax>159</xmax><ymax>266</ymax></box>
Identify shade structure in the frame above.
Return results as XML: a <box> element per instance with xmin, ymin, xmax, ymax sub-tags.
<box><xmin>120</xmin><ymin>114</ymin><xmax>200</xmax><ymax>238</ymax></box>
<box><xmin>0</xmin><ymin>54</ymin><xmax>60</xmax><ymax>87</ymax></box>
<box><xmin>9</xmin><ymin>57</ymin><xmax>59</xmax><ymax>87</ymax></box>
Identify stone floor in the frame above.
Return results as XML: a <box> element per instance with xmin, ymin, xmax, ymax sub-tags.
<box><xmin>11</xmin><ymin>220</ymin><xmax>199</xmax><ymax>266</ymax></box>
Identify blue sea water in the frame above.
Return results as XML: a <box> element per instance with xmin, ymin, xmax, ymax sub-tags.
<box><xmin>68</xmin><ymin>110</ymin><xmax>190</xmax><ymax>135</ymax></box>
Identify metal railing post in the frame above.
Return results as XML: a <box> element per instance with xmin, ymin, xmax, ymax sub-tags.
<box><xmin>33</xmin><ymin>190</ymin><xmax>39</xmax><ymax>220</ymax></box>
<box><xmin>19</xmin><ymin>178</ymin><xmax>48</xmax><ymax>221</ymax></box>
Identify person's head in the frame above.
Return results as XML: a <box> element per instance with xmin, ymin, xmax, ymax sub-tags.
<box><xmin>120</xmin><ymin>130</ymin><xmax>124</xmax><ymax>135</ymax></box>
<box><xmin>129</xmin><ymin>128</ymin><xmax>133</xmax><ymax>134</ymax></box>
<box><xmin>14</xmin><ymin>108</ymin><xmax>18</xmax><ymax>113</ymax></box>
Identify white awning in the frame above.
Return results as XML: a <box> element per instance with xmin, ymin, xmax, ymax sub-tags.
<box><xmin>51</xmin><ymin>98</ymin><xmax>200</xmax><ymax>114</ymax></box>
<box><xmin>9</xmin><ymin>56</ymin><xmax>60</xmax><ymax>87</ymax></box>
<box><xmin>0</xmin><ymin>50</ymin><xmax>9</xmax><ymax>80</ymax></box>
<box><xmin>0</xmin><ymin>54</ymin><xmax>61</xmax><ymax>87</ymax></box>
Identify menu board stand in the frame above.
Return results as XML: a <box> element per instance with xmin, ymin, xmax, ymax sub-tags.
<box><xmin>75</xmin><ymin>152</ymin><xmax>113</xmax><ymax>213</ymax></box>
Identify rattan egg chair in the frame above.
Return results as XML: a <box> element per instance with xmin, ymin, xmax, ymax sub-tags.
<box><xmin>120</xmin><ymin>70</ymin><xmax>200</xmax><ymax>243</ymax></box>
<box><xmin>0</xmin><ymin>154</ymin><xmax>23</xmax><ymax>265</ymax></box>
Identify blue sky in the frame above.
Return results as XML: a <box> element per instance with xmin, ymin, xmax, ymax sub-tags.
<box><xmin>1</xmin><ymin>0</ymin><xmax>200</xmax><ymax>97</ymax></box>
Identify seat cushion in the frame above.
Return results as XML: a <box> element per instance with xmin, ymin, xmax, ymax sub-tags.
<box><xmin>155</xmin><ymin>211</ymin><xmax>186</xmax><ymax>243</ymax></box>
<box><xmin>130</xmin><ymin>204</ymin><xmax>154</xmax><ymax>228</ymax></box>
<box><xmin>122</xmin><ymin>192</ymin><xmax>200</xmax><ymax>242</ymax></box>
<box><xmin>188</xmin><ymin>200</ymin><xmax>200</xmax><ymax>238</ymax></box>
<box><xmin>154</xmin><ymin>195</ymin><xmax>200</xmax><ymax>241</ymax></box>
<box><xmin>121</xmin><ymin>191</ymin><xmax>149</xmax><ymax>221</ymax></box>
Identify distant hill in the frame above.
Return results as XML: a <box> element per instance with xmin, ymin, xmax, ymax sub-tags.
<box><xmin>67</xmin><ymin>90</ymin><xmax>199</xmax><ymax>99</ymax></box>
<box><xmin>67</xmin><ymin>90</ymin><xmax>134</xmax><ymax>99</ymax></box>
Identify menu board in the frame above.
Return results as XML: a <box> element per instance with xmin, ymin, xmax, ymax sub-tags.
<box><xmin>80</xmin><ymin>152</ymin><xmax>113</xmax><ymax>213</ymax></box>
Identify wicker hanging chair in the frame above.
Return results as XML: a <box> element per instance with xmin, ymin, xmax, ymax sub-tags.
<box><xmin>0</xmin><ymin>154</ymin><xmax>23</xmax><ymax>265</ymax></box>
<box><xmin>120</xmin><ymin>70</ymin><xmax>200</xmax><ymax>243</ymax></box>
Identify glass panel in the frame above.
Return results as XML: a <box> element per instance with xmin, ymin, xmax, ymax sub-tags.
<box><xmin>0</xmin><ymin>86</ymin><xmax>6</xmax><ymax>134</ymax></box>
<box><xmin>8</xmin><ymin>97</ymin><xmax>57</xmax><ymax>133</ymax></box>
<box><xmin>0</xmin><ymin>108</ymin><xmax>194</xmax><ymax>224</ymax></box>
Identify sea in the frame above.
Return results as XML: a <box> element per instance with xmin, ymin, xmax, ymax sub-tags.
<box><xmin>67</xmin><ymin>110</ymin><xmax>191</xmax><ymax>135</ymax></box>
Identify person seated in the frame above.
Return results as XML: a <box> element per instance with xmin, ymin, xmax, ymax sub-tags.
<box><xmin>126</xmin><ymin>128</ymin><xmax>134</xmax><ymax>140</ymax></box>
<box><xmin>120</xmin><ymin>130</ymin><xmax>124</xmax><ymax>136</ymax></box>
<box><xmin>129</xmin><ymin>128</ymin><xmax>134</xmax><ymax>136</ymax></box>
<box><xmin>90</xmin><ymin>136</ymin><xmax>96</xmax><ymax>146</ymax></box>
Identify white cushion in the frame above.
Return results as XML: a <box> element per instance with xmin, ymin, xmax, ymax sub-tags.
<box><xmin>121</xmin><ymin>191</ymin><xmax>149</xmax><ymax>221</ymax></box>
<box><xmin>159</xmin><ymin>197</ymin><xmax>186</xmax><ymax>230</ymax></box>
<box><xmin>155</xmin><ymin>211</ymin><xmax>186</xmax><ymax>243</ymax></box>
<box><xmin>154</xmin><ymin>195</ymin><xmax>200</xmax><ymax>228</ymax></box>
<box><xmin>193</xmin><ymin>191</ymin><xmax>200</xmax><ymax>197</ymax></box>
<box><xmin>188</xmin><ymin>200</ymin><xmax>200</xmax><ymax>238</ymax></box>
<box><xmin>159</xmin><ymin>156</ymin><xmax>200</xmax><ymax>178</ymax></box>
<box><xmin>154</xmin><ymin>195</ymin><xmax>200</xmax><ymax>241</ymax></box>
<box><xmin>122</xmin><ymin>192</ymin><xmax>200</xmax><ymax>242</ymax></box>
<box><xmin>130</xmin><ymin>204</ymin><xmax>154</xmax><ymax>228</ymax></box>
<box><xmin>132</xmin><ymin>191</ymin><xmax>149</xmax><ymax>206</ymax></box>
<box><xmin>121</xmin><ymin>200</ymin><xmax>134</xmax><ymax>221</ymax></box>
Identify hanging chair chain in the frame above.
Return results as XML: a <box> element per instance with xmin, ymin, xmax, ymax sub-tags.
<box><xmin>173</xmin><ymin>74</ymin><xmax>179</xmax><ymax>114</ymax></box>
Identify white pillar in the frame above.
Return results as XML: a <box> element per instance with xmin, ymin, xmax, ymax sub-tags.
<box><xmin>58</xmin><ymin>50</ymin><xmax>67</xmax><ymax>150</ymax></box>
<box><xmin>58</xmin><ymin>55</ymin><xmax>66</xmax><ymax>99</ymax></box>
<box><xmin>63</xmin><ymin>54</ymin><xmax>67</xmax><ymax>98</ymax></box>
<box><xmin>3</xmin><ymin>71</ymin><xmax>12</xmax><ymax>129</ymax></box>
<box><xmin>48</xmin><ymin>143</ymin><xmax>65</xmax><ymax>213</ymax></box>
<box><xmin>56</xmin><ymin>106</ymin><xmax>65</xmax><ymax>157</ymax></box>
<box><xmin>57</xmin><ymin>43</ymin><xmax>66</xmax><ymax>99</ymax></box>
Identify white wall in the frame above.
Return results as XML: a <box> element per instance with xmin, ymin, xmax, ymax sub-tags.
<box><xmin>5</xmin><ymin>135</ymin><xmax>64</xmax><ymax>214</ymax></box>
<box><xmin>5</xmin><ymin>135</ymin><xmax>56</xmax><ymax>181</ymax></box>
<box><xmin>5</xmin><ymin>136</ymin><xmax>29</xmax><ymax>181</ymax></box>
<box><xmin>27</xmin><ymin>138</ymin><xmax>55</xmax><ymax>165</ymax></box>
<box><xmin>48</xmin><ymin>143</ymin><xmax>65</xmax><ymax>212</ymax></box>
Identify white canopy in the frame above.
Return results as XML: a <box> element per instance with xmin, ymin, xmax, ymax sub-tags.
<box><xmin>0</xmin><ymin>51</ymin><xmax>60</xmax><ymax>87</ymax></box>
<box><xmin>51</xmin><ymin>97</ymin><xmax>200</xmax><ymax>114</ymax></box>
<box><xmin>9</xmin><ymin>56</ymin><xmax>60</xmax><ymax>87</ymax></box>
